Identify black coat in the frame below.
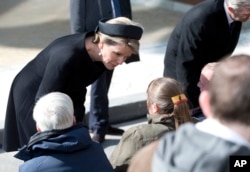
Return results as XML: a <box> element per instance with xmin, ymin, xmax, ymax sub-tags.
<box><xmin>163</xmin><ymin>0</ymin><xmax>241</xmax><ymax>107</ymax></box>
<box><xmin>3</xmin><ymin>32</ymin><xmax>106</xmax><ymax>151</ymax></box>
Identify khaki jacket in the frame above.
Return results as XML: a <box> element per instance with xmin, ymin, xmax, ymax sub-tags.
<box><xmin>109</xmin><ymin>114</ymin><xmax>175</xmax><ymax>172</ymax></box>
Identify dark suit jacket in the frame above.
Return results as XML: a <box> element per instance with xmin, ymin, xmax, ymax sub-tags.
<box><xmin>163</xmin><ymin>0</ymin><xmax>241</xmax><ymax>107</ymax></box>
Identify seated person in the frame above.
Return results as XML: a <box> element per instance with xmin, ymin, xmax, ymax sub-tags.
<box><xmin>109</xmin><ymin>77</ymin><xmax>194</xmax><ymax>172</ymax></box>
<box><xmin>128</xmin><ymin>54</ymin><xmax>250</xmax><ymax>172</ymax></box>
<box><xmin>14</xmin><ymin>92</ymin><xmax>113</xmax><ymax>172</ymax></box>
<box><xmin>192</xmin><ymin>62</ymin><xmax>217</xmax><ymax>120</ymax></box>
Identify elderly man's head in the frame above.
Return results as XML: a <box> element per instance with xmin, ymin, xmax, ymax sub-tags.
<box><xmin>33</xmin><ymin>92</ymin><xmax>75</xmax><ymax>132</ymax></box>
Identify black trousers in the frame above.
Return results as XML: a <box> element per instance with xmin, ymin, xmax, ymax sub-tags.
<box><xmin>89</xmin><ymin>70</ymin><xmax>114</xmax><ymax>136</ymax></box>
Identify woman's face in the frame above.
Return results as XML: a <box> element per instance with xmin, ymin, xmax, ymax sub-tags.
<box><xmin>100</xmin><ymin>42</ymin><xmax>133</xmax><ymax>70</ymax></box>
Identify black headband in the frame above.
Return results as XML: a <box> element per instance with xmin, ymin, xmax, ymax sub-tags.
<box><xmin>96</xmin><ymin>18</ymin><xmax>143</xmax><ymax>40</ymax></box>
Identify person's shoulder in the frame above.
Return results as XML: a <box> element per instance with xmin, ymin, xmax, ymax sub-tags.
<box><xmin>175</xmin><ymin>122</ymin><xmax>198</xmax><ymax>136</ymax></box>
<box><xmin>54</xmin><ymin>33</ymin><xmax>86</xmax><ymax>42</ymax></box>
<box><xmin>159</xmin><ymin>123</ymin><xmax>196</xmax><ymax>142</ymax></box>
<box><xmin>44</xmin><ymin>34</ymin><xmax>84</xmax><ymax>51</ymax></box>
<box><xmin>121</xmin><ymin>123</ymin><xmax>172</xmax><ymax>143</ymax></box>
<box><xmin>119</xmin><ymin>124</ymin><xmax>153</xmax><ymax>142</ymax></box>
<box><xmin>191</xmin><ymin>0</ymin><xmax>219</xmax><ymax>10</ymax></box>
<box><xmin>184</xmin><ymin>0</ymin><xmax>221</xmax><ymax>19</ymax></box>
<box><xmin>121</xmin><ymin>125</ymin><xmax>145</xmax><ymax>141</ymax></box>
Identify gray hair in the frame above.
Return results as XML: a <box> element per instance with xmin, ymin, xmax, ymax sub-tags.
<box><xmin>33</xmin><ymin>92</ymin><xmax>74</xmax><ymax>131</ymax></box>
<box><xmin>225</xmin><ymin>0</ymin><xmax>250</xmax><ymax>10</ymax></box>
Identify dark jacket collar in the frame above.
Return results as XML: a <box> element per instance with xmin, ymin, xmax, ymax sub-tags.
<box><xmin>26</xmin><ymin>124</ymin><xmax>87</xmax><ymax>150</ymax></box>
<box><xmin>14</xmin><ymin>124</ymin><xmax>89</xmax><ymax>161</ymax></box>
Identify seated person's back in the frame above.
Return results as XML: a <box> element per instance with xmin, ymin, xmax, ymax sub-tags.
<box><xmin>14</xmin><ymin>92</ymin><xmax>113</xmax><ymax>172</ymax></box>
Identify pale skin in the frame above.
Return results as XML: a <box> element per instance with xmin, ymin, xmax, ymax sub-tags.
<box><xmin>146</xmin><ymin>94</ymin><xmax>159</xmax><ymax>115</ymax></box>
<box><xmin>197</xmin><ymin>70</ymin><xmax>212</xmax><ymax>92</ymax></box>
<box><xmin>197</xmin><ymin>64</ymin><xmax>216</xmax><ymax>92</ymax></box>
<box><xmin>85</xmin><ymin>35</ymin><xmax>133</xmax><ymax>70</ymax></box>
<box><xmin>227</xmin><ymin>4</ymin><xmax>250</xmax><ymax>22</ymax></box>
<box><xmin>193</xmin><ymin>63</ymin><xmax>216</xmax><ymax>112</ymax></box>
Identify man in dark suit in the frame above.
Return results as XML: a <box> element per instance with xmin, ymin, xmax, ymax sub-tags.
<box><xmin>70</xmin><ymin>0</ymin><xmax>136</xmax><ymax>143</ymax></box>
<box><xmin>163</xmin><ymin>0</ymin><xmax>250</xmax><ymax>111</ymax></box>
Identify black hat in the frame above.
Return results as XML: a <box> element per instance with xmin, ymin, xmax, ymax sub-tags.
<box><xmin>96</xmin><ymin>18</ymin><xmax>143</xmax><ymax>40</ymax></box>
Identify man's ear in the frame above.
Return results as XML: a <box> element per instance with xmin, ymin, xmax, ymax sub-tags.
<box><xmin>227</xmin><ymin>6</ymin><xmax>234</xmax><ymax>13</ymax></box>
<box><xmin>73</xmin><ymin>116</ymin><xmax>76</xmax><ymax>125</ymax></box>
<box><xmin>199</xmin><ymin>91</ymin><xmax>212</xmax><ymax>118</ymax></box>
<box><xmin>36</xmin><ymin>124</ymin><xmax>41</xmax><ymax>132</ymax></box>
<box><xmin>227</xmin><ymin>6</ymin><xmax>235</xmax><ymax>18</ymax></box>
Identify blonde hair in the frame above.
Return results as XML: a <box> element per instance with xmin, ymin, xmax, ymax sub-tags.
<box><xmin>147</xmin><ymin>77</ymin><xmax>192</xmax><ymax>129</ymax></box>
<box><xmin>94</xmin><ymin>17</ymin><xmax>143</xmax><ymax>54</ymax></box>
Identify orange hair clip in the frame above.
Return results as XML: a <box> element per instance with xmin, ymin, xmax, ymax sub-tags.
<box><xmin>171</xmin><ymin>94</ymin><xmax>188</xmax><ymax>105</ymax></box>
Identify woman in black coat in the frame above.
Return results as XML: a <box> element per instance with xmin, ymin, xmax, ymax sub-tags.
<box><xmin>3</xmin><ymin>17</ymin><xmax>143</xmax><ymax>152</ymax></box>
<box><xmin>70</xmin><ymin>0</ymin><xmax>137</xmax><ymax>143</ymax></box>
<box><xmin>163</xmin><ymin>0</ymin><xmax>250</xmax><ymax>109</ymax></box>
